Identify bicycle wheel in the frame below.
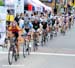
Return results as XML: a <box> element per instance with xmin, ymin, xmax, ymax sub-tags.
<box><xmin>61</xmin><ymin>29</ymin><xmax>65</xmax><ymax>35</ymax></box>
<box><xmin>33</xmin><ymin>33</ymin><xmax>38</xmax><ymax>51</ymax></box>
<box><xmin>14</xmin><ymin>46</ymin><xmax>18</xmax><ymax>61</ymax></box>
<box><xmin>54</xmin><ymin>31</ymin><xmax>57</xmax><ymax>37</ymax></box>
<box><xmin>63</xmin><ymin>30</ymin><xmax>65</xmax><ymax>35</ymax></box>
<box><xmin>8</xmin><ymin>46</ymin><xmax>14</xmax><ymax>65</ymax></box>
<box><xmin>28</xmin><ymin>46</ymin><xmax>30</xmax><ymax>55</ymax></box>
<box><xmin>50</xmin><ymin>32</ymin><xmax>53</xmax><ymax>40</ymax></box>
<box><xmin>46</xmin><ymin>34</ymin><xmax>49</xmax><ymax>42</ymax></box>
<box><xmin>33</xmin><ymin>41</ymin><xmax>36</xmax><ymax>51</ymax></box>
<box><xmin>69</xmin><ymin>23</ymin><xmax>71</xmax><ymax>29</ymax></box>
<box><xmin>41</xmin><ymin>35</ymin><xmax>44</xmax><ymax>46</ymax></box>
<box><xmin>43</xmin><ymin>36</ymin><xmax>46</xmax><ymax>44</ymax></box>
<box><xmin>33</xmin><ymin>40</ymin><xmax>38</xmax><ymax>51</ymax></box>
<box><xmin>25</xmin><ymin>41</ymin><xmax>30</xmax><ymax>55</ymax></box>
<box><xmin>23</xmin><ymin>42</ymin><xmax>26</xmax><ymax>58</ymax></box>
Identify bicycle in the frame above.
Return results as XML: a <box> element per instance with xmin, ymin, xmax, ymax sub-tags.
<box><xmin>22</xmin><ymin>34</ymin><xmax>31</xmax><ymax>58</ymax></box>
<box><xmin>33</xmin><ymin>31</ymin><xmax>38</xmax><ymax>52</ymax></box>
<box><xmin>60</xmin><ymin>24</ymin><xmax>66</xmax><ymax>35</ymax></box>
<box><xmin>50</xmin><ymin>27</ymin><xmax>54</xmax><ymax>40</ymax></box>
<box><xmin>53</xmin><ymin>26</ymin><xmax>58</xmax><ymax>37</ymax></box>
<box><xmin>68</xmin><ymin>18</ymin><xmax>72</xmax><ymax>29</ymax></box>
<box><xmin>8</xmin><ymin>37</ymin><xmax>18</xmax><ymax>65</ymax></box>
<box><xmin>41</xmin><ymin>29</ymin><xmax>47</xmax><ymax>46</ymax></box>
<box><xmin>68</xmin><ymin>21</ymin><xmax>71</xmax><ymax>29</ymax></box>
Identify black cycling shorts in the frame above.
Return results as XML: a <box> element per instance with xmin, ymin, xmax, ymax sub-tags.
<box><xmin>12</xmin><ymin>32</ymin><xmax>19</xmax><ymax>41</ymax></box>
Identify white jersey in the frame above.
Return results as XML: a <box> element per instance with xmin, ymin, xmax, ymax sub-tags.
<box><xmin>19</xmin><ymin>19</ymin><xmax>24</xmax><ymax>28</ymax></box>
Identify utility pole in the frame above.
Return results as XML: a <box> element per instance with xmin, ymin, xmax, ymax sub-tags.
<box><xmin>54</xmin><ymin>0</ymin><xmax>57</xmax><ymax>15</ymax></box>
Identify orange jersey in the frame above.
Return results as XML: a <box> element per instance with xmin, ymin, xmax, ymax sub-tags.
<box><xmin>8</xmin><ymin>25</ymin><xmax>21</xmax><ymax>32</ymax></box>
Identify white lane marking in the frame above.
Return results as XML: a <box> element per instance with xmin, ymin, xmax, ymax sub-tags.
<box><xmin>31</xmin><ymin>52</ymin><xmax>75</xmax><ymax>57</ymax></box>
<box><xmin>2</xmin><ymin>65</ymin><xmax>25</xmax><ymax>67</ymax></box>
<box><xmin>0</xmin><ymin>52</ymin><xmax>75</xmax><ymax>57</ymax></box>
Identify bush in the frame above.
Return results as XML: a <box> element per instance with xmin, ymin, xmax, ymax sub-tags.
<box><xmin>0</xmin><ymin>0</ymin><xmax>4</xmax><ymax>6</ymax></box>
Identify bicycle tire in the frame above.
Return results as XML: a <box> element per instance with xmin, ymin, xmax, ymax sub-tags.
<box><xmin>69</xmin><ymin>23</ymin><xmax>71</xmax><ymax>29</ymax></box>
<box><xmin>50</xmin><ymin>32</ymin><xmax>53</xmax><ymax>40</ymax></box>
<box><xmin>28</xmin><ymin>44</ymin><xmax>31</xmax><ymax>55</ymax></box>
<box><xmin>41</xmin><ymin>35</ymin><xmax>44</xmax><ymax>46</ymax></box>
<box><xmin>23</xmin><ymin>42</ymin><xmax>26</xmax><ymax>58</ymax></box>
<box><xmin>33</xmin><ymin>33</ymin><xmax>38</xmax><ymax>51</ymax></box>
<box><xmin>33</xmin><ymin>41</ymin><xmax>36</xmax><ymax>51</ymax></box>
<box><xmin>41</xmin><ymin>40</ymin><xmax>44</xmax><ymax>46</ymax></box>
<box><xmin>41</xmin><ymin>32</ymin><xmax>46</xmax><ymax>46</ymax></box>
<box><xmin>14</xmin><ymin>47</ymin><xmax>18</xmax><ymax>61</ymax></box>
<box><xmin>33</xmin><ymin>40</ymin><xmax>38</xmax><ymax>51</ymax></box>
<box><xmin>8</xmin><ymin>46</ymin><xmax>14</xmax><ymax>65</ymax></box>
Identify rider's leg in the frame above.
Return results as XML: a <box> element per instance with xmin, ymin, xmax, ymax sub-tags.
<box><xmin>15</xmin><ymin>32</ymin><xmax>19</xmax><ymax>56</ymax></box>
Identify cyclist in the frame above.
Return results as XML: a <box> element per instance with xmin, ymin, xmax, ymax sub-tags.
<box><xmin>41</xmin><ymin>19</ymin><xmax>48</xmax><ymax>34</ymax></box>
<box><xmin>32</xmin><ymin>18</ymin><xmax>40</xmax><ymax>32</ymax></box>
<box><xmin>21</xmin><ymin>18</ymin><xmax>33</xmax><ymax>50</ymax></box>
<box><xmin>61</xmin><ymin>15</ymin><xmax>67</xmax><ymax>34</ymax></box>
<box><xmin>50</xmin><ymin>15</ymin><xmax>56</xmax><ymax>31</ymax></box>
<box><xmin>68</xmin><ymin>14</ymin><xmax>72</xmax><ymax>29</ymax></box>
<box><xmin>32</xmin><ymin>18</ymin><xmax>41</xmax><ymax>46</ymax></box>
<box><xmin>41</xmin><ymin>19</ymin><xmax>49</xmax><ymax>42</ymax></box>
<box><xmin>24</xmin><ymin>20</ymin><xmax>33</xmax><ymax>40</ymax></box>
<box><xmin>8</xmin><ymin>21</ymin><xmax>22</xmax><ymax>57</ymax></box>
<box><xmin>55</xmin><ymin>17</ymin><xmax>59</xmax><ymax>32</ymax></box>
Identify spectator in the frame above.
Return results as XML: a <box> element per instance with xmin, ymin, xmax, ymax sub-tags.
<box><xmin>15</xmin><ymin>14</ymin><xmax>20</xmax><ymax>25</ymax></box>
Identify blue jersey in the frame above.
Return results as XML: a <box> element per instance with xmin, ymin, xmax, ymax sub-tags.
<box><xmin>28</xmin><ymin>22</ymin><xmax>33</xmax><ymax>28</ymax></box>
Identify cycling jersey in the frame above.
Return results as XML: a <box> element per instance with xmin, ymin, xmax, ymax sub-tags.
<box><xmin>8</xmin><ymin>22</ymin><xmax>21</xmax><ymax>39</ymax></box>
<box><xmin>32</xmin><ymin>22</ymin><xmax>40</xmax><ymax>30</ymax></box>
<box><xmin>8</xmin><ymin>25</ymin><xmax>20</xmax><ymax>32</ymax></box>
<box><xmin>41</xmin><ymin>22</ymin><xmax>47</xmax><ymax>29</ymax></box>
<box><xmin>24</xmin><ymin>22</ymin><xmax>32</xmax><ymax>34</ymax></box>
<box><xmin>28</xmin><ymin>22</ymin><xmax>33</xmax><ymax>28</ymax></box>
<box><xmin>25</xmin><ymin>27</ymin><xmax>30</xmax><ymax>33</ymax></box>
<box><xmin>52</xmin><ymin>19</ymin><xmax>55</xmax><ymax>26</ymax></box>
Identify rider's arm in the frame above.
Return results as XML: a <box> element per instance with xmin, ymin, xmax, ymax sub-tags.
<box><xmin>16</xmin><ymin>25</ymin><xmax>22</xmax><ymax>31</ymax></box>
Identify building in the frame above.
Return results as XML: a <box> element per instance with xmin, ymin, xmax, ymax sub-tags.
<box><xmin>40</xmin><ymin>0</ymin><xmax>74</xmax><ymax>14</ymax></box>
<box><xmin>40</xmin><ymin>0</ymin><xmax>64</xmax><ymax>8</ymax></box>
<box><xmin>40</xmin><ymin>0</ymin><xmax>74</xmax><ymax>8</ymax></box>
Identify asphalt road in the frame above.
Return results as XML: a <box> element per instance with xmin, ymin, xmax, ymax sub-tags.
<box><xmin>0</xmin><ymin>22</ymin><xmax>75</xmax><ymax>68</ymax></box>
<box><xmin>0</xmin><ymin>54</ymin><xmax>75</xmax><ymax>68</ymax></box>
